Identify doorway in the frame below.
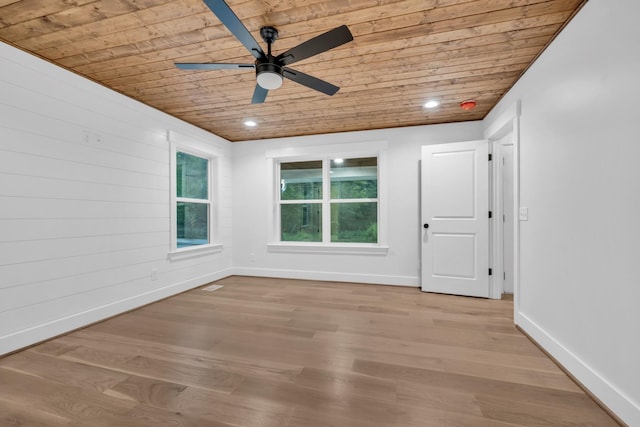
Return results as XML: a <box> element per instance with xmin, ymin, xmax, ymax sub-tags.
<box><xmin>497</xmin><ymin>134</ymin><xmax>515</xmax><ymax>294</ymax></box>
<box><xmin>420</xmin><ymin>110</ymin><xmax>519</xmax><ymax>300</ymax></box>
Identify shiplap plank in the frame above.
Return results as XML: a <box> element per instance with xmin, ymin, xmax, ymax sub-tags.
<box><xmin>0</xmin><ymin>233</ymin><xmax>169</xmax><ymax>267</ymax></box>
<box><xmin>0</xmin><ymin>218</ymin><xmax>168</xmax><ymax>242</ymax></box>
<box><xmin>0</xmin><ymin>148</ymin><xmax>169</xmax><ymax>190</ymax></box>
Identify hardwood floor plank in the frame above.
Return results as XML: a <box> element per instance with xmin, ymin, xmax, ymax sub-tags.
<box><xmin>0</xmin><ymin>367</ymin><xmax>137</xmax><ymax>422</ymax></box>
<box><xmin>0</xmin><ymin>349</ymin><xmax>129</xmax><ymax>393</ymax></box>
<box><xmin>0</xmin><ymin>397</ymin><xmax>71</xmax><ymax>427</ymax></box>
<box><xmin>476</xmin><ymin>394</ymin><xmax>619</xmax><ymax>427</ymax></box>
<box><xmin>294</xmin><ymin>366</ymin><xmax>398</xmax><ymax>404</ymax></box>
<box><xmin>105</xmin><ymin>375</ymin><xmax>188</xmax><ymax>408</ymax></box>
<box><xmin>231</xmin><ymin>376</ymin><xmax>401</xmax><ymax>426</ymax></box>
<box><xmin>60</xmin><ymin>345</ymin><xmax>244</xmax><ymax>393</ymax></box>
<box><xmin>169</xmin><ymin>386</ymin><xmax>295</xmax><ymax>427</ymax></box>
<box><xmin>352</xmin><ymin>358</ymin><xmax>609</xmax><ymax>424</ymax></box>
<box><xmin>396</xmin><ymin>379</ymin><xmax>484</xmax><ymax>418</ymax></box>
<box><xmin>0</xmin><ymin>276</ymin><xmax>619</xmax><ymax>426</ymax></box>
<box><xmin>56</xmin><ymin>330</ymin><xmax>304</xmax><ymax>384</ymax></box>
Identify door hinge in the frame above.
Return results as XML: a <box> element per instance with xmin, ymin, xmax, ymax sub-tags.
<box><xmin>488</xmin><ymin>153</ymin><xmax>493</xmax><ymax>161</ymax></box>
<box><xmin>504</xmin><ymin>272</ymin><xmax>506</xmax><ymax>280</ymax></box>
<box><xmin>488</xmin><ymin>211</ymin><xmax>493</xmax><ymax>219</ymax></box>
<box><xmin>489</xmin><ymin>268</ymin><xmax>493</xmax><ymax>276</ymax></box>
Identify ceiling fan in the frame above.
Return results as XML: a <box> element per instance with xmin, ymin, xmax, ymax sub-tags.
<box><xmin>175</xmin><ymin>0</ymin><xmax>354</xmax><ymax>104</ymax></box>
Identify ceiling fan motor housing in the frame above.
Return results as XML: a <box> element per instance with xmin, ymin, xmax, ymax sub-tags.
<box><xmin>260</xmin><ymin>26</ymin><xmax>279</xmax><ymax>44</ymax></box>
<box><xmin>255</xmin><ymin>26</ymin><xmax>284</xmax><ymax>90</ymax></box>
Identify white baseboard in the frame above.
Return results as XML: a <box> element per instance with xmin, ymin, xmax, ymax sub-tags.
<box><xmin>232</xmin><ymin>267</ymin><xmax>420</xmax><ymax>287</ymax></box>
<box><xmin>516</xmin><ymin>311</ymin><xmax>638</xmax><ymax>426</ymax></box>
<box><xmin>0</xmin><ymin>268</ymin><xmax>233</xmax><ymax>357</ymax></box>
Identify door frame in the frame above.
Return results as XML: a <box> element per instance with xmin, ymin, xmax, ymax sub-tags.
<box><xmin>486</xmin><ymin>102</ymin><xmax>521</xmax><ymax>309</ymax></box>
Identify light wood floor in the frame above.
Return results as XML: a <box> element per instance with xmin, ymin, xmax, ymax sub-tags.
<box><xmin>0</xmin><ymin>276</ymin><xmax>620</xmax><ymax>426</ymax></box>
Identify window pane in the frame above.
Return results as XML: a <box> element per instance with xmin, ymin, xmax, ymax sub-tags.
<box><xmin>331</xmin><ymin>202</ymin><xmax>377</xmax><ymax>243</ymax></box>
<box><xmin>280</xmin><ymin>161</ymin><xmax>322</xmax><ymax>201</ymax></box>
<box><xmin>177</xmin><ymin>152</ymin><xmax>208</xmax><ymax>199</ymax></box>
<box><xmin>331</xmin><ymin>157</ymin><xmax>377</xmax><ymax>199</ymax></box>
<box><xmin>177</xmin><ymin>202</ymin><xmax>209</xmax><ymax>248</ymax></box>
<box><xmin>281</xmin><ymin>203</ymin><xmax>322</xmax><ymax>242</ymax></box>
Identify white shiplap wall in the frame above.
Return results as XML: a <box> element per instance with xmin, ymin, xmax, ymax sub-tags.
<box><xmin>0</xmin><ymin>42</ymin><xmax>233</xmax><ymax>355</ymax></box>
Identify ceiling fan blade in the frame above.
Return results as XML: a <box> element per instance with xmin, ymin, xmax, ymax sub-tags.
<box><xmin>202</xmin><ymin>0</ymin><xmax>264</xmax><ymax>59</ymax></box>
<box><xmin>283</xmin><ymin>67</ymin><xmax>339</xmax><ymax>96</ymax></box>
<box><xmin>276</xmin><ymin>25</ymin><xmax>353</xmax><ymax>66</ymax></box>
<box><xmin>251</xmin><ymin>84</ymin><xmax>268</xmax><ymax>104</ymax></box>
<box><xmin>175</xmin><ymin>63</ymin><xmax>254</xmax><ymax>70</ymax></box>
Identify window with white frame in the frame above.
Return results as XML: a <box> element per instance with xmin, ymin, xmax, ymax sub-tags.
<box><xmin>278</xmin><ymin>156</ymin><xmax>379</xmax><ymax>244</ymax></box>
<box><xmin>168</xmin><ymin>130</ymin><xmax>222</xmax><ymax>260</ymax></box>
<box><xmin>175</xmin><ymin>150</ymin><xmax>211</xmax><ymax>249</ymax></box>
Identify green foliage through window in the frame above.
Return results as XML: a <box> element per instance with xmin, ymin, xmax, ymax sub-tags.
<box><xmin>279</xmin><ymin>157</ymin><xmax>378</xmax><ymax>244</ymax></box>
<box><xmin>176</xmin><ymin>151</ymin><xmax>210</xmax><ymax>248</ymax></box>
<box><xmin>177</xmin><ymin>152</ymin><xmax>208</xmax><ymax>199</ymax></box>
<box><xmin>280</xmin><ymin>203</ymin><xmax>322</xmax><ymax>242</ymax></box>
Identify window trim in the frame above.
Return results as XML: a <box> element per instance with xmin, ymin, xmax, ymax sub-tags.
<box><xmin>168</xmin><ymin>131</ymin><xmax>223</xmax><ymax>260</ymax></box>
<box><xmin>268</xmin><ymin>141</ymin><xmax>388</xmax><ymax>253</ymax></box>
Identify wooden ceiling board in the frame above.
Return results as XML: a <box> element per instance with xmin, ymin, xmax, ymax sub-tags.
<box><xmin>0</xmin><ymin>0</ymin><xmax>587</xmax><ymax>141</ymax></box>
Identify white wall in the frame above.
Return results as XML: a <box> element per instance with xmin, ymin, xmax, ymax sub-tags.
<box><xmin>232</xmin><ymin>122</ymin><xmax>483</xmax><ymax>286</ymax></box>
<box><xmin>484</xmin><ymin>0</ymin><xmax>640</xmax><ymax>424</ymax></box>
<box><xmin>0</xmin><ymin>42</ymin><xmax>233</xmax><ymax>356</ymax></box>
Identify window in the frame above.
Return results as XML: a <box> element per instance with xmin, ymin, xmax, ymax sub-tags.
<box><xmin>280</xmin><ymin>160</ymin><xmax>323</xmax><ymax>242</ymax></box>
<box><xmin>168</xmin><ymin>131</ymin><xmax>222</xmax><ymax>260</ymax></box>
<box><xmin>176</xmin><ymin>151</ymin><xmax>210</xmax><ymax>248</ymax></box>
<box><xmin>330</xmin><ymin>157</ymin><xmax>378</xmax><ymax>243</ymax></box>
<box><xmin>278</xmin><ymin>156</ymin><xmax>379</xmax><ymax>244</ymax></box>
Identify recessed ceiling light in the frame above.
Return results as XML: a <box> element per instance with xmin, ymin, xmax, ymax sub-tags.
<box><xmin>423</xmin><ymin>100</ymin><xmax>439</xmax><ymax>109</ymax></box>
<box><xmin>244</xmin><ymin>120</ymin><xmax>257</xmax><ymax>127</ymax></box>
<box><xmin>334</xmin><ymin>158</ymin><xmax>344</xmax><ymax>164</ymax></box>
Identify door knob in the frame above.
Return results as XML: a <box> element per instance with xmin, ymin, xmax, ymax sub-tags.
<box><xmin>423</xmin><ymin>223</ymin><xmax>429</xmax><ymax>229</ymax></box>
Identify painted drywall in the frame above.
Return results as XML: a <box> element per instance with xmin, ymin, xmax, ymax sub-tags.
<box><xmin>484</xmin><ymin>0</ymin><xmax>640</xmax><ymax>424</ymax></box>
<box><xmin>0</xmin><ymin>42</ymin><xmax>233</xmax><ymax>356</ymax></box>
<box><xmin>232</xmin><ymin>122</ymin><xmax>484</xmax><ymax>286</ymax></box>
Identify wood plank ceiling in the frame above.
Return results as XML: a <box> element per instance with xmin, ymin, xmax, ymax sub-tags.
<box><xmin>0</xmin><ymin>0</ymin><xmax>586</xmax><ymax>142</ymax></box>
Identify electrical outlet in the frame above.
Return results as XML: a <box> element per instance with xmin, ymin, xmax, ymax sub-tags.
<box><xmin>151</xmin><ymin>269</ymin><xmax>158</xmax><ymax>281</ymax></box>
<box><xmin>249</xmin><ymin>252</ymin><xmax>256</xmax><ymax>262</ymax></box>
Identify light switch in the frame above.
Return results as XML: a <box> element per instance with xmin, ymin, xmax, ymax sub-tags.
<box><xmin>519</xmin><ymin>207</ymin><xmax>529</xmax><ymax>221</ymax></box>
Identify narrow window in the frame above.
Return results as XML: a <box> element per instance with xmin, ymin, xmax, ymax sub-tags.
<box><xmin>176</xmin><ymin>151</ymin><xmax>210</xmax><ymax>248</ymax></box>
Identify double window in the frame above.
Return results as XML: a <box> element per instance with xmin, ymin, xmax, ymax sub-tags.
<box><xmin>278</xmin><ymin>157</ymin><xmax>379</xmax><ymax>244</ymax></box>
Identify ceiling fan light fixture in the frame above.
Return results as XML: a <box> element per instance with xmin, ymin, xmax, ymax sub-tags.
<box><xmin>257</xmin><ymin>71</ymin><xmax>283</xmax><ymax>90</ymax></box>
<box><xmin>256</xmin><ymin>63</ymin><xmax>283</xmax><ymax>90</ymax></box>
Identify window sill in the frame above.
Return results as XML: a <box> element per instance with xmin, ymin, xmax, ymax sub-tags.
<box><xmin>267</xmin><ymin>243</ymin><xmax>389</xmax><ymax>256</ymax></box>
<box><xmin>167</xmin><ymin>243</ymin><xmax>224</xmax><ymax>261</ymax></box>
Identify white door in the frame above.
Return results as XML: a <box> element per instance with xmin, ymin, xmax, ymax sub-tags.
<box><xmin>421</xmin><ymin>140</ymin><xmax>490</xmax><ymax>297</ymax></box>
